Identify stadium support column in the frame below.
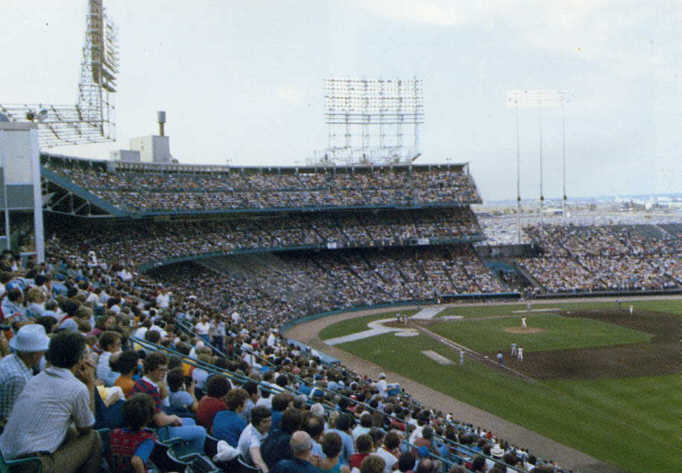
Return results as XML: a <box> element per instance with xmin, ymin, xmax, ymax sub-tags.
<box><xmin>0</xmin><ymin>122</ymin><xmax>45</xmax><ymax>263</ymax></box>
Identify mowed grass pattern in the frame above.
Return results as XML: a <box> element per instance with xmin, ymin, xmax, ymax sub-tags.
<box><xmin>338</xmin><ymin>332</ymin><xmax>682</xmax><ymax>473</ymax></box>
<box><xmin>318</xmin><ymin>310</ymin><xmax>418</xmax><ymax>340</ymax></box>
<box><xmin>429</xmin><ymin>313</ymin><xmax>652</xmax><ymax>353</ymax></box>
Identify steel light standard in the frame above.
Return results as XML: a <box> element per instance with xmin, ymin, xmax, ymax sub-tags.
<box><xmin>506</xmin><ymin>90</ymin><xmax>567</xmax><ymax>238</ymax></box>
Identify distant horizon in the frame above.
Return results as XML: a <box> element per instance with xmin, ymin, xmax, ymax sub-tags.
<box><xmin>482</xmin><ymin>192</ymin><xmax>682</xmax><ymax>204</ymax></box>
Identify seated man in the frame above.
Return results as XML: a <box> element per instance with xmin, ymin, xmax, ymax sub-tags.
<box><xmin>196</xmin><ymin>374</ymin><xmax>231</xmax><ymax>429</ymax></box>
<box><xmin>96</xmin><ymin>330</ymin><xmax>122</xmax><ymax>386</ymax></box>
<box><xmin>270</xmin><ymin>431</ymin><xmax>320</xmax><ymax>473</ymax></box>
<box><xmin>237</xmin><ymin>405</ymin><xmax>271</xmax><ymax>472</ymax></box>
<box><xmin>211</xmin><ymin>387</ymin><xmax>248</xmax><ymax>446</ymax></box>
<box><xmin>0</xmin><ymin>324</ymin><xmax>49</xmax><ymax>424</ymax></box>
<box><xmin>130</xmin><ymin>352</ymin><xmax>206</xmax><ymax>453</ymax></box>
<box><xmin>0</xmin><ymin>331</ymin><xmax>101</xmax><ymax>473</ymax></box>
<box><xmin>261</xmin><ymin>407</ymin><xmax>303</xmax><ymax>469</ymax></box>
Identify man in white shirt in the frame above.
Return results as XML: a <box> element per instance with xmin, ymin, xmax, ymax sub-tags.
<box><xmin>266</xmin><ymin>330</ymin><xmax>278</xmax><ymax>348</ymax></box>
<box><xmin>156</xmin><ymin>288</ymin><xmax>171</xmax><ymax>309</ymax></box>
<box><xmin>375</xmin><ymin>431</ymin><xmax>401</xmax><ymax>473</ymax></box>
<box><xmin>238</xmin><ymin>405</ymin><xmax>271</xmax><ymax>472</ymax></box>
<box><xmin>376</xmin><ymin>372</ymin><xmax>388</xmax><ymax>398</ymax></box>
<box><xmin>0</xmin><ymin>332</ymin><xmax>101</xmax><ymax>473</ymax></box>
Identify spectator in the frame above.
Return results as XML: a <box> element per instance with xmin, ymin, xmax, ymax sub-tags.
<box><xmin>196</xmin><ymin>374</ymin><xmax>231</xmax><ymax>429</ymax></box>
<box><xmin>271</xmin><ymin>430</ymin><xmax>321</xmax><ymax>473</ymax></box>
<box><xmin>262</xmin><ymin>407</ymin><xmax>303</xmax><ymax>469</ymax></box>
<box><xmin>353</xmin><ymin>413</ymin><xmax>374</xmax><ymax>440</ymax></box>
<box><xmin>108</xmin><ymin>393</ymin><xmax>157</xmax><ymax>473</ymax></box>
<box><xmin>237</xmin><ymin>405</ymin><xmax>272</xmax><ymax>472</ymax></box>
<box><xmin>398</xmin><ymin>451</ymin><xmax>416</xmax><ymax>473</ymax></box>
<box><xmin>167</xmin><ymin>367</ymin><xmax>198</xmax><ymax>416</ymax></box>
<box><xmin>375</xmin><ymin>431</ymin><xmax>402</xmax><ymax>473</ymax></box>
<box><xmin>130</xmin><ymin>352</ymin><xmax>206</xmax><ymax>453</ymax></box>
<box><xmin>0</xmin><ymin>324</ymin><xmax>49</xmax><ymax>423</ymax></box>
<box><xmin>212</xmin><ymin>387</ymin><xmax>248</xmax><ymax>446</ymax></box>
<box><xmin>0</xmin><ymin>331</ymin><xmax>101</xmax><ymax>473</ymax></box>
<box><xmin>360</xmin><ymin>455</ymin><xmax>386</xmax><ymax>473</ymax></box>
<box><xmin>350</xmin><ymin>434</ymin><xmax>374</xmax><ymax>470</ymax></box>
<box><xmin>329</xmin><ymin>413</ymin><xmax>355</xmax><ymax>466</ymax></box>
<box><xmin>317</xmin><ymin>431</ymin><xmax>350</xmax><ymax>473</ymax></box>
<box><xmin>303</xmin><ymin>412</ymin><xmax>326</xmax><ymax>460</ymax></box>
<box><xmin>96</xmin><ymin>330</ymin><xmax>122</xmax><ymax>386</ymax></box>
<box><xmin>113</xmin><ymin>350</ymin><xmax>141</xmax><ymax>398</ymax></box>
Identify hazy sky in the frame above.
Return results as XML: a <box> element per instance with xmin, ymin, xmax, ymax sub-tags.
<box><xmin>2</xmin><ymin>1</ymin><xmax>681</xmax><ymax>201</ymax></box>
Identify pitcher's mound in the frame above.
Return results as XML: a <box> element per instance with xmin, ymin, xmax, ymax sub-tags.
<box><xmin>505</xmin><ymin>327</ymin><xmax>545</xmax><ymax>334</ymax></box>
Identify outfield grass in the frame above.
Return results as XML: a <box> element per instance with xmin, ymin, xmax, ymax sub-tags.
<box><xmin>429</xmin><ymin>313</ymin><xmax>652</xmax><ymax>353</ymax></box>
<box><xmin>338</xmin><ymin>332</ymin><xmax>681</xmax><ymax>473</ymax></box>
<box><xmin>318</xmin><ymin>309</ymin><xmax>418</xmax><ymax>340</ymax></box>
<box><xmin>327</xmin><ymin>299</ymin><xmax>682</xmax><ymax>473</ymax></box>
<box><xmin>436</xmin><ymin>299</ymin><xmax>682</xmax><ymax>318</ymax></box>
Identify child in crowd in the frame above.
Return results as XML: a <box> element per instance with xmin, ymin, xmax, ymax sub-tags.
<box><xmin>114</xmin><ymin>350</ymin><xmax>142</xmax><ymax>398</ymax></box>
<box><xmin>108</xmin><ymin>393</ymin><xmax>158</xmax><ymax>473</ymax></box>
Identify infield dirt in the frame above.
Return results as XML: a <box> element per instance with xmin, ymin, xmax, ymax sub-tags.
<box><xmin>492</xmin><ymin>309</ymin><xmax>680</xmax><ymax>380</ymax></box>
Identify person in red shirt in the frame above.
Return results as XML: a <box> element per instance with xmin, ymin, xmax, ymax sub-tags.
<box><xmin>196</xmin><ymin>374</ymin><xmax>231</xmax><ymax>429</ymax></box>
<box><xmin>349</xmin><ymin>434</ymin><xmax>373</xmax><ymax>470</ymax></box>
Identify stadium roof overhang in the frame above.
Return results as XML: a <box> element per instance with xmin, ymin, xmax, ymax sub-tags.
<box><xmin>41</xmin><ymin>167</ymin><xmax>127</xmax><ymax>217</ymax></box>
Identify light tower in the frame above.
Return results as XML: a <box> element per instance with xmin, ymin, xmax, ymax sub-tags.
<box><xmin>0</xmin><ymin>0</ymin><xmax>119</xmax><ymax>263</ymax></box>
<box><xmin>0</xmin><ymin>0</ymin><xmax>119</xmax><ymax>148</ymax></box>
<box><xmin>324</xmin><ymin>78</ymin><xmax>424</xmax><ymax>165</ymax></box>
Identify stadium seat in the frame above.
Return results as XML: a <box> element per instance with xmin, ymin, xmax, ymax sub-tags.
<box><xmin>0</xmin><ymin>451</ymin><xmax>42</xmax><ymax>473</ymax></box>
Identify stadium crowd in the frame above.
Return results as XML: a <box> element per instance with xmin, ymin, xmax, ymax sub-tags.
<box><xmin>43</xmin><ymin>156</ymin><xmax>481</xmax><ymax>212</ymax></box>
<box><xmin>515</xmin><ymin>224</ymin><xmax>681</xmax><ymax>293</ymax></box>
<box><xmin>0</xmin><ymin>241</ymin><xmax>564</xmax><ymax>473</ymax></box>
<box><xmin>51</xmin><ymin>227</ymin><xmax>509</xmax><ymax>325</ymax></box>
<box><xmin>48</xmin><ymin>208</ymin><xmax>482</xmax><ymax>267</ymax></box>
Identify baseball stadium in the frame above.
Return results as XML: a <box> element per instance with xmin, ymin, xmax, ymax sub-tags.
<box><xmin>0</xmin><ymin>2</ymin><xmax>679</xmax><ymax>473</ymax></box>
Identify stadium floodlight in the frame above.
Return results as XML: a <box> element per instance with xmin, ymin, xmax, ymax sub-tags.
<box><xmin>323</xmin><ymin>78</ymin><xmax>424</xmax><ymax>165</ymax></box>
<box><xmin>0</xmin><ymin>0</ymin><xmax>118</xmax><ymax>147</ymax></box>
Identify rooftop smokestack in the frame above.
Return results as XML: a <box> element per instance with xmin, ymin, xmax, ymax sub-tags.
<box><xmin>157</xmin><ymin>111</ymin><xmax>166</xmax><ymax>136</ymax></box>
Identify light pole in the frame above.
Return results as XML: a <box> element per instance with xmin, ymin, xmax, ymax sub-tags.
<box><xmin>560</xmin><ymin>96</ymin><xmax>567</xmax><ymax>217</ymax></box>
<box><xmin>506</xmin><ymin>90</ymin><xmax>566</xmax><ymax>234</ymax></box>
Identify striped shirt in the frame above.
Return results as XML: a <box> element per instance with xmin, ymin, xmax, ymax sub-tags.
<box><xmin>131</xmin><ymin>377</ymin><xmax>162</xmax><ymax>412</ymax></box>
<box><xmin>0</xmin><ymin>354</ymin><xmax>33</xmax><ymax>421</ymax></box>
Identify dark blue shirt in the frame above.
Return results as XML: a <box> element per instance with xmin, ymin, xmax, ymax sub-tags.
<box><xmin>261</xmin><ymin>430</ymin><xmax>292</xmax><ymax>469</ymax></box>
<box><xmin>271</xmin><ymin>457</ymin><xmax>321</xmax><ymax>473</ymax></box>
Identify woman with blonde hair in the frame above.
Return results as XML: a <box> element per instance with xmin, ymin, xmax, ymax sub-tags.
<box><xmin>25</xmin><ymin>287</ymin><xmax>46</xmax><ymax>318</ymax></box>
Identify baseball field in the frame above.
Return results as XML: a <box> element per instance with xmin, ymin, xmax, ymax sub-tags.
<box><xmin>318</xmin><ymin>299</ymin><xmax>682</xmax><ymax>473</ymax></box>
